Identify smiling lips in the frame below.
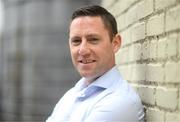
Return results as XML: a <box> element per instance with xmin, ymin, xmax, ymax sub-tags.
<box><xmin>78</xmin><ymin>59</ymin><xmax>96</xmax><ymax>64</ymax></box>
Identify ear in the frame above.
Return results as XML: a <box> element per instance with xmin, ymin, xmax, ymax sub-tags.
<box><xmin>112</xmin><ymin>34</ymin><xmax>121</xmax><ymax>53</ymax></box>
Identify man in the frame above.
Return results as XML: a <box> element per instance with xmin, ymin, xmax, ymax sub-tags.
<box><xmin>46</xmin><ymin>5</ymin><xmax>144</xmax><ymax>122</ymax></box>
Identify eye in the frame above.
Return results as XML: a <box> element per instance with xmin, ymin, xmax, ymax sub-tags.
<box><xmin>88</xmin><ymin>38</ymin><xmax>99</xmax><ymax>44</ymax></box>
<box><xmin>70</xmin><ymin>39</ymin><xmax>81</xmax><ymax>46</ymax></box>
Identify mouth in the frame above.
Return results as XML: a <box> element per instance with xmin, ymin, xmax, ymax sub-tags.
<box><xmin>78</xmin><ymin>59</ymin><xmax>96</xmax><ymax>64</ymax></box>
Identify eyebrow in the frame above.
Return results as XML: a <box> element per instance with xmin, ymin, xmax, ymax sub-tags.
<box><xmin>86</xmin><ymin>34</ymin><xmax>99</xmax><ymax>38</ymax></box>
<box><xmin>70</xmin><ymin>33</ymin><xmax>100</xmax><ymax>39</ymax></box>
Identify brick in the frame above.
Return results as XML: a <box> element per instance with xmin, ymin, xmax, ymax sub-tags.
<box><xmin>138</xmin><ymin>86</ymin><xmax>155</xmax><ymax>105</ymax></box>
<box><xmin>165</xmin><ymin>112</ymin><xmax>180</xmax><ymax>122</ymax></box>
<box><xmin>117</xmin><ymin>65</ymin><xmax>131</xmax><ymax>81</ymax></box>
<box><xmin>115</xmin><ymin>50</ymin><xmax>121</xmax><ymax>65</ymax></box>
<box><xmin>119</xmin><ymin>0</ymin><xmax>138</xmax><ymax>14</ymax></box>
<box><xmin>155</xmin><ymin>0</ymin><xmax>176</xmax><ymax>10</ymax></box>
<box><xmin>131</xmin><ymin>64</ymin><xmax>146</xmax><ymax>81</ymax></box>
<box><xmin>124</xmin><ymin>0</ymin><xmax>153</xmax><ymax>26</ymax></box>
<box><xmin>142</xmin><ymin>40</ymin><xmax>150</xmax><ymax>59</ymax></box>
<box><xmin>166</xmin><ymin>5</ymin><xmax>180</xmax><ymax>32</ymax></box>
<box><xmin>134</xmin><ymin>43</ymin><xmax>142</xmax><ymax>61</ymax></box>
<box><xmin>165</xmin><ymin>62</ymin><xmax>180</xmax><ymax>83</ymax></box>
<box><xmin>179</xmin><ymin>90</ymin><xmax>180</xmax><ymax>110</ymax></box>
<box><xmin>125</xmin><ymin>4</ymin><xmax>138</xmax><ymax>27</ymax></box>
<box><xmin>126</xmin><ymin>64</ymin><xmax>132</xmax><ymax>81</ymax></box>
<box><xmin>117</xmin><ymin>14</ymin><xmax>126</xmax><ymax>31</ymax></box>
<box><xmin>157</xmin><ymin>38</ymin><xmax>167</xmax><ymax>59</ymax></box>
<box><xmin>156</xmin><ymin>87</ymin><xmax>178</xmax><ymax>110</ymax></box>
<box><xmin>167</xmin><ymin>34</ymin><xmax>178</xmax><ymax>57</ymax></box>
<box><xmin>137</xmin><ymin>0</ymin><xmax>154</xmax><ymax>19</ymax></box>
<box><xmin>101</xmin><ymin>0</ymin><xmax>116</xmax><ymax>8</ymax></box>
<box><xmin>149</xmin><ymin>39</ymin><xmax>157</xmax><ymax>59</ymax></box>
<box><xmin>131</xmin><ymin>22</ymin><xmax>145</xmax><ymax>42</ymax></box>
<box><xmin>147</xmin><ymin>13</ymin><xmax>164</xmax><ymax>36</ymax></box>
<box><xmin>146</xmin><ymin>108</ymin><xmax>165</xmax><ymax>122</ymax></box>
<box><xmin>115</xmin><ymin>47</ymin><xmax>129</xmax><ymax>64</ymax></box>
<box><xmin>146</xmin><ymin>63</ymin><xmax>164</xmax><ymax>82</ymax></box>
<box><xmin>178</xmin><ymin>33</ymin><xmax>180</xmax><ymax>55</ymax></box>
<box><xmin>128</xmin><ymin>43</ymin><xmax>142</xmax><ymax>62</ymax></box>
<box><xmin>128</xmin><ymin>45</ymin><xmax>134</xmax><ymax>62</ymax></box>
<box><xmin>108</xmin><ymin>2</ymin><xmax>119</xmax><ymax>16</ymax></box>
<box><xmin>120</xmin><ymin>29</ymin><xmax>131</xmax><ymax>46</ymax></box>
<box><xmin>110</xmin><ymin>0</ymin><xmax>138</xmax><ymax>16</ymax></box>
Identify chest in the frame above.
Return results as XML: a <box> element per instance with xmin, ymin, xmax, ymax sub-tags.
<box><xmin>60</xmin><ymin>90</ymin><xmax>103</xmax><ymax>122</ymax></box>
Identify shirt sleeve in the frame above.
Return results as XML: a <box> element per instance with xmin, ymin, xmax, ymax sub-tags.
<box><xmin>84</xmin><ymin>93</ymin><xmax>144</xmax><ymax>122</ymax></box>
<box><xmin>46</xmin><ymin>88</ymin><xmax>77</xmax><ymax>122</ymax></box>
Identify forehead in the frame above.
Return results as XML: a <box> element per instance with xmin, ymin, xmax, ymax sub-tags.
<box><xmin>70</xmin><ymin>16</ymin><xmax>106</xmax><ymax>29</ymax></box>
<box><xmin>69</xmin><ymin>16</ymin><xmax>108</xmax><ymax>35</ymax></box>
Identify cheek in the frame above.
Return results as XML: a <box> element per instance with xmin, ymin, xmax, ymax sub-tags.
<box><xmin>70</xmin><ymin>46</ymin><xmax>75</xmax><ymax>55</ymax></box>
<box><xmin>101</xmin><ymin>47</ymin><xmax>114</xmax><ymax>60</ymax></box>
<box><xmin>70</xmin><ymin>49</ymin><xmax>78</xmax><ymax>61</ymax></box>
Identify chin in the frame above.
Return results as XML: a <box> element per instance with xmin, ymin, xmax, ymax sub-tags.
<box><xmin>81</xmin><ymin>72</ymin><xmax>101</xmax><ymax>81</ymax></box>
<box><xmin>81</xmin><ymin>72</ymin><xmax>94</xmax><ymax>78</ymax></box>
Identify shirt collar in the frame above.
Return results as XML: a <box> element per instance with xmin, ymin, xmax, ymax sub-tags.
<box><xmin>75</xmin><ymin>66</ymin><xmax>122</xmax><ymax>91</ymax></box>
<box><xmin>74</xmin><ymin>66</ymin><xmax>122</xmax><ymax>100</ymax></box>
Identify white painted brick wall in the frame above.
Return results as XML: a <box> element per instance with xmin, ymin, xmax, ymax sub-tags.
<box><xmin>128</xmin><ymin>43</ymin><xmax>142</xmax><ymax>62</ymax></box>
<box><xmin>157</xmin><ymin>38</ymin><xmax>167</xmax><ymax>59</ymax></box>
<box><xmin>116</xmin><ymin>47</ymin><xmax>129</xmax><ymax>64</ymax></box>
<box><xmin>178</xmin><ymin>33</ymin><xmax>180</xmax><ymax>55</ymax></box>
<box><xmin>131</xmin><ymin>22</ymin><xmax>146</xmax><ymax>42</ymax></box>
<box><xmin>102</xmin><ymin>0</ymin><xmax>180</xmax><ymax>121</ymax></box>
<box><xmin>165</xmin><ymin>112</ymin><xmax>180</xmax><ymax>122</ymax></box>
<box><xmin>117</xmin><ymin>65</ymin><xmax>132</xmax><ymax>81</ymax></box>
<box><xmin>142</xmin><ymin>41</ymin><xmax>150</xmax><ymax>60</ymax></box>
<box><xmin>146</xmin><ymin>108</ymin><xmax>165</xmax><ymax>122</ymax></box>
<box><xmin>147</xmin><ymin>13</ymin><xmax>164</xmax><ymax>36</ymax></box>
<box><xmin>146</xmin><ymin>63</ymin><xmax>164</xmax><ymax>82</ymax></box>
<box><xmin>165</xmin><ymin>62</ymin><xmax>180</xmax><ymax>82</ymax></box>
<box><xmin>156</xmin><ymin>87</ymin><xmax>178</xmax><ymax>110</ymax></box>
<box><xmin>130</xmin><ymin>64</ymin><xmax>146</xmax><ymax>81</ymax></box>
<box><xmin>136</xmin><ymin>0</ymin><xmax>153</xmax><ymax>19</ymax></box>
<box><xmin>117</xmin><ymin>14</ymin><xmax>126</xmax><ymax>31</ymax></box>
<box><xmin>166</xmin><ymin>5</ymin><xmax>180</xmax><ymax>32</ymax></box>
<box><xmin>155</xmin><ymin>0</ymin><xmax>176</xmax><ymax>10</ymax></box>
<box><xmin>149</xmin><ymin>39</ymin><xmax>158</xmax><ymax>59</ymax></box>
<box><xmin>101</xmin><ymin>0</ymin><xmax>116</xmax><ymax>8</ymax></box>
<box><xmin>134</xmin><ymin>43</ymin><xmax>142</xmax><ymax>61</ymax></box>
<box><xmin>109</xmin><ymin>0</ymin><xmax>137</xmax><ymax>16</ymax></box>
<box><xmin>138</xmin><ymin>86</ymin><xmax>155</xmax><ymax>105</ymax></box>
<box><xmin>121</xmin><ymin>29</ymin><xmax>131</xmax><ymax>46</ymax></box>
<box><xmin>167</xmin><ymin>34</ymin><xmax>178</xmax><ymax>57</ymax></box>
<box><xmin>178</xmin><ymin>34</ymin><xmax>180</xmax><ymax>56</ymax></box>
<box><xmin>125</xmin><ymin>4</ymin><xmax>139</xmax><ymax>27</ymax></box>
<box><xmin>179</xmin><ymin>90</ymin><xmax>180</xmax><ymax>110</ymax></box>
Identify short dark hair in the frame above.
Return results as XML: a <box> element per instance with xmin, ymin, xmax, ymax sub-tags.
<box><xmin>71</xmin><ymin>5</ymin><xmax>118</xmax><ymax>40</ymax></box>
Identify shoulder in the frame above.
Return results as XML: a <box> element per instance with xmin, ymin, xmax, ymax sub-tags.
<box><xmin>91</xmin><ymin>80</ymin><xmax>144</xmax><ymax>121</ymax></box>
<box><xmin>99</xmin><ymin>80</ymin><xmax>142</xmax><ymax>109</ymax></box>
<box><xmin>52</xmin><ymin>87</ymin><xmax>76</xmax><ymax>110</ymax></box>
<box><xmin>85</xmin><ymin>87</ymin><xmax>144</xmax><ymax>121</ymax></box>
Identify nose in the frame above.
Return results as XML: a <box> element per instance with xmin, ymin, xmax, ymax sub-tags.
<box><xmin>78</xmin><ymin>41</ymin><xmax>91</xmax><ymax>56</ymax></box>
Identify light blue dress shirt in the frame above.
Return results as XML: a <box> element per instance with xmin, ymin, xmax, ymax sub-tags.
<box><xmin>46</xmin><ymin>66</ymin><xmax>144</xmax><ymax>122</ymax></box>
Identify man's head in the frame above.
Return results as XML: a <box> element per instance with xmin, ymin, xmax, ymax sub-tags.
<box><xmin>69</xmin><ymin>5</ymin><xmax>121</xmax><ymax>83</ymax></box>
<box><xmin>71</xmin><ymin>5</ymin><xmax>118</xmax><ymax>41</ymax></box>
